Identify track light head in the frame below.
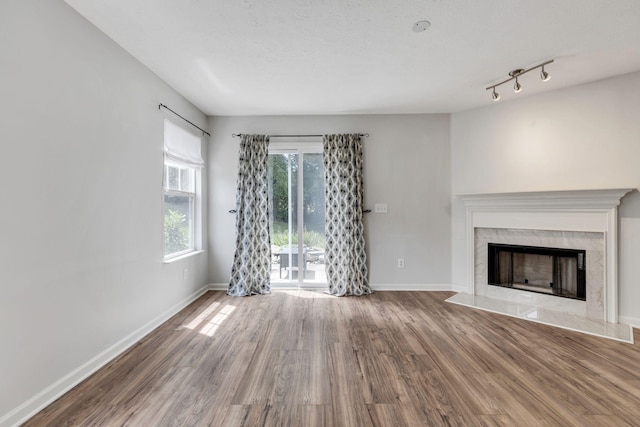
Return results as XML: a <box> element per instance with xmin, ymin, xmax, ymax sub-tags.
<box><xmin>540</xmin><ymin>66</ymin><xmax>550</xmax><ymax>82</ymax></box>
<box><xmin>514</xmin><ymin>78</ymin><xmax>522</xmax><ymax>93</ymax></box>
<box><xmin>492</xmin><ymin>88</ymin><xmax>500</xmax><ymax>101</ymax></box>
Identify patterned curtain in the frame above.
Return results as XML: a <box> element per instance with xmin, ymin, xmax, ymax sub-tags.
<box><xmin>228</xmin><ymin>135</ymin><xmax>271</xmax><ymax>296</ymax></box>
<box><xmin>323</xmin><ymin>134</ymin><xmax>371</xmax><ymax>296</ymax></box>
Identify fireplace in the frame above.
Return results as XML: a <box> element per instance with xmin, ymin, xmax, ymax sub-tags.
<box><xmin>457</xmin><ymin>189</ymin><xmax>633</xmax><ymax>323</ymax></box>
<box><xmin>487</xmin><ymin>243</ymin><xmax>586</xmax><ymax>300</ymax></box>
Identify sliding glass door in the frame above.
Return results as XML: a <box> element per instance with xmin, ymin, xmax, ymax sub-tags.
<box><xmin>268</xmin><ymin>143</ymin><xmax>326</xmax><ymax>288</ymax></box>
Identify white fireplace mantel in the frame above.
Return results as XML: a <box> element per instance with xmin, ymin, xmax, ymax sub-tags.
<box><xmin>458</xmin><ymin>188</ymin><xmax>634</xmax><ymax>324</ymax></box>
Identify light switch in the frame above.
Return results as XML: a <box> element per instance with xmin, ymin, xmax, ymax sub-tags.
<box><xmin>374</xmin><ymin>203</ymin><xmax>388</xmax><ymax>214</ymax></box>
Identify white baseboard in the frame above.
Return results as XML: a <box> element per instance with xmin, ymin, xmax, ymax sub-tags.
<box><xmin>208</xmin><ymin>283</ymin><xmax>453</xmax><ymax>292</ymax></box>
<box><xmin>370</xmin><ymin>283</ymin><xmax>452</xmax><ymax>291</ymax></box>
<box><xmin>619</xmin><ymin>315</ymin><xmax>640</xmax><ymax>330</ymax></box>
<box><xmin>208</xmin><ymin>283</ymin><xmax>452</xmax><ymax>291</ymax></box>
<box><xmin>451</xmin><ymin>284</ymin><xmax>469</xmax><ymax>293</ymax></box>
<box><xmin>0</xmin><ymin>286</ymin><xmax>209</xmax><ymax>427</ymax></box>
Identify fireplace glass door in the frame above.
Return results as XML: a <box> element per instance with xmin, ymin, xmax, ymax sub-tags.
<box><xmin>488</xmin><ymin>243</ymin><xmax>586</xmax><ymax>300</ymax></box>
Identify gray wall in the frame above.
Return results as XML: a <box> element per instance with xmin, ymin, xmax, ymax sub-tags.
<box><xmin>451</xmin><ymin>71</ymin><xmax>640</xmax><ymax>325</ymax></box>
<box><xmin>0</xmin><ymin>1</ymin><xmax>209</xmax><ymax>424</ymax></box>
<box><xmin>208</xmin><ymin>114</ymin><xmax>452</xmax><ymax>289</ymax></box>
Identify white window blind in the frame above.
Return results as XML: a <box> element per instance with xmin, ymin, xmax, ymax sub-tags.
<box><xmin>164</xmin><ymin>119</ymin><xmax>204</xmax><ymax>167</ymax></box>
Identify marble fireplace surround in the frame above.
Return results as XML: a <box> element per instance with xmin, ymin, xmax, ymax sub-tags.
<box><xmin>457</xmin><ymin>189</ymin><xmax>633</xmax><ymax>324</ymax></box>
<box><xmin>475</xmin><ymin>228</ymin><xmax>604</xmax><ymax>319</ymax></box>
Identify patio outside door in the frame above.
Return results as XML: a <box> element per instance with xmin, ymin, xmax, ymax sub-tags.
<box><xmin>268</xmin><ymin>143</ymin><xmax>326</xmax><ymax>288</ymax></box>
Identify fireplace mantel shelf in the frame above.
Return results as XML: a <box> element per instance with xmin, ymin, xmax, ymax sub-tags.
<box><xmin>457</xmin><ymin>188</ymin><xmax>635</xmax><ymax>210</ymax></box>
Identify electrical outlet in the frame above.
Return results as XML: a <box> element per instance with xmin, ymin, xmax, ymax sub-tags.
<box><xmin>397</xmin><ymin>258</ymin><xmax>405</xmax><ymax>268</ymax></box>
<box><xmin>183</xmin><ymin>268</ymin><xmax>188</xmax><ymax>280</ymax></box>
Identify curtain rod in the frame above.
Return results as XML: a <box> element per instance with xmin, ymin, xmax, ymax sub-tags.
<box><xmin>158</xmin><ymin>103</ymin><xmax>211</xmax><ymax>136</ymax></box>
<box><xmin>232</xmin><ymin>133</ymin><xmax>369</xmax><ymax>138</ymax></box>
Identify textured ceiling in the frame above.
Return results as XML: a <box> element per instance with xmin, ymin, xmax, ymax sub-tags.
<box><xmin>65</xmin><ymin>0</ymin><xmax>640</xmax><ymax>116</ymax></box>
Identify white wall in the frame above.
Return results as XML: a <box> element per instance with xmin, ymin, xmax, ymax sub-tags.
<box><xmin>0</xmin><ymin>1</ymin><xmax>209</xmax><ymax>425</ymax></box>
<box><xmin>208</xmin><ymin>114</ymin><xmax>451</xmax><ymax>289</ymax></box>
<box><xmin>451</xmin><ymin>71</ymin><xmax>640</xmax><ymax>324</ymax></box>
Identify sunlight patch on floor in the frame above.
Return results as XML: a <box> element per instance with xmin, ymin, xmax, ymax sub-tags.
<box><xmin>277</xmin><ymin>289</ymin><xmax>335</xmax><ymax>299</ymax></box>
<box><xmin>199</xmin><ymin>304</ymin><xmax>236</xmax><ymax>337</ymax></box>
<box><xmin>183</xmin><ymin>301</ymin><xmax>221</xmax><ymax>330</ymax></box>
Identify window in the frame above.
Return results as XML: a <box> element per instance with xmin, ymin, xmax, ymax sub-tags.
<box><xmin>163</xmin><ymin>120</ymin><xmax>203</xmax><ymax>259</ymax></box>
<box><xmin>164</xmin><ymin>162</ymin><xmax>195</xmax><ymax>257</ymax></box>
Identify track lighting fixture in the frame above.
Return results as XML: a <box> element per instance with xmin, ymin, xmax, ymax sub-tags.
<box><xmin>486</xmin><ymin>59</ymin><xmax>553</xmax><ymax>101</ymax></box>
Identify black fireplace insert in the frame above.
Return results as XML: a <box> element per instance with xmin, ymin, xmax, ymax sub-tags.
<box><xmin>487</xmin><ymin>243</ymin><xmax>586</xmax><ymax>301</ymax></box>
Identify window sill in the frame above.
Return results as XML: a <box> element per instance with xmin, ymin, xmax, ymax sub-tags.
<box><xmin>163</xmin><ymin>250</ymin><xmax>206</xmax><ymax>264</ymax></box>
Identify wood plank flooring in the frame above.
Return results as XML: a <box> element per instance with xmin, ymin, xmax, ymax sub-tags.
<box><xmin>24</xmin><ymin>290</ymin><xmax>640</xmax><ymax>426</ymax></box>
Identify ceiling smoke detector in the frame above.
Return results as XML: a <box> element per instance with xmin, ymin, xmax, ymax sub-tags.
<box><xmin>412</xmin><ymin>20</ymin><xmax>431</xmax><ymax>32</ymax></box>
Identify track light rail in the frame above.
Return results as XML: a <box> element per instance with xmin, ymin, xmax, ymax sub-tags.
<box><xmin>486</xmin><ymin>60</ymin><xmax>554</xmax><ymax>101</ymax></box>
